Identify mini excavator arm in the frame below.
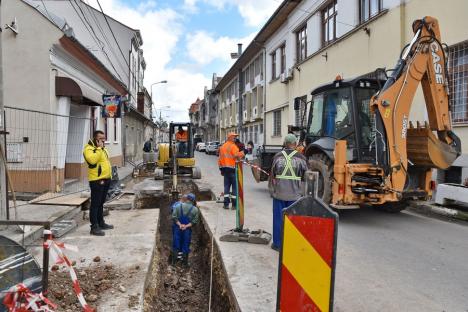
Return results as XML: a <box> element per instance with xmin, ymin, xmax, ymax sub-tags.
<box><xmin>370</xmin><ymin>16</ymin><xmax>461</xmax><ymax>193</ymax></box>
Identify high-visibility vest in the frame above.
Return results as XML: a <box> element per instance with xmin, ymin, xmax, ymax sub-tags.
<box><xmin>276</xmin><ymin>150</ymin><xmax>301</xmax><ymax>181</ymax></box>
<box><xmin>176</xmin><ymin>131</ymin><xmax>188</xmax><ymax>142</ymax></box>
<box><xmin>218</xmin><ymin>141</ymin><xmax>243</xmax><ymax>168</ymax></box>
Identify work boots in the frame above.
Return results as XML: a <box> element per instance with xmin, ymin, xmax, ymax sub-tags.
<box><xmin>182</xmin><ymin>253</ymin><xmax>189</xmax><ymax>267</ymax></box>
<box><xmin>170</xmin><ymin>250</ymin><xmax>178</xmax><ymax>266</ymax></box>
<box><xmin>99</xmin><ymin>222</ymin><xmax>114</xmax><ymax>230</ymax></box>
<box><xmin>90</xmin><ymin>225</ymin><xmax>105</xmax><ymax>236</ymax></box>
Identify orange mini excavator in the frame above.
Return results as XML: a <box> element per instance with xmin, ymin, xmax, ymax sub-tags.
<box><xmin>302</xmin><ymin>16</ymin><xmax>461</xmax><ymax>212</ymax></box>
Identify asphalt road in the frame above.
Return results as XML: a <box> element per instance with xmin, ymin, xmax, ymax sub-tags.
<box><xmin>195</xmin><ymin>151</ymin><xmax>468</xmax><ymax>312</ymax></box>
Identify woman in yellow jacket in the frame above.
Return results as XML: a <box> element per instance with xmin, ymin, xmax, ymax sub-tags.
<box><xmin>83</xmin><ymin>130</ymin><xmax>114</xmax><ymax>236</ymax></box>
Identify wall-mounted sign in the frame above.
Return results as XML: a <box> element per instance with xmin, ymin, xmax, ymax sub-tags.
<box><xmin>102</xmin><ymin>94</ymin><xmax>121</xmax><ymax>118</ymax></box>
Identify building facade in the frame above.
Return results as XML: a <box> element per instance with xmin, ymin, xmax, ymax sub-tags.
<box><xmin>40</xmin><ymin>0</ymin><xmax>154</xmax><ymax>164</ymax></box>
<box><xmin>202</xmin><ymin>73</ymin><xmax>222</xmax><ymax>142</ymax></box>
<box><xmin>2</xmin><ymin>0</ymin><xmax>127</xmax><ymax>192</ymax></box>
<box><xmin>262</xmin><ymin>0</ymin><xmax>468</xmax><ymax>182</ymax></box>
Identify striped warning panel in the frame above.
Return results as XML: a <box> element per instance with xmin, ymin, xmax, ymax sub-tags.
<box><xmin>279</xmin><ymin>215</ymin><xmax>336</xmax><ymax>312</ymax></box>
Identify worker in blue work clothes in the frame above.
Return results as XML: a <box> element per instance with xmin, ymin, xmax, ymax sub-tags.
<box><xmin>270</xmin><ymin>134</ymin><xmax>308</xmax><ymax>251</ymax></box>
<box><xmin>169</xmin><ymin>195</ymin><xmax>189</xmax><ymax>263</ymax></box>
<box><xmin>171</xmin><ymin>193</ymin><xmax>199</xmax><ymax>266</ymax></box>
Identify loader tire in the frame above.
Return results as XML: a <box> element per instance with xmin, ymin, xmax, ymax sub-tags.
<box><xmin>374</xmin><ymin>201</ymin><xmax>407</xmax><ymax>213</ymax></box>
<box><xmin>308</xmin><ymin>154</ymin><xmax>333</xmax><ymax>204</ymax></box>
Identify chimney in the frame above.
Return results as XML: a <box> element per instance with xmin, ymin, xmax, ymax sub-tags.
<box><xmin>237</xmin><ymin>43</ymin><xmax>243</xmax><ymax>56</ymax></box>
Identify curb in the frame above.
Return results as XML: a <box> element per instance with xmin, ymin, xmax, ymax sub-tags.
<box><xmin>408</xmin><ymin>202</ymin><xmax>468</xmax><ymax>222</ymax></box>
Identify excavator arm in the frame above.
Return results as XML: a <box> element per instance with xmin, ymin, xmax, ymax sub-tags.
<box><xmin>370</xmin><ymin>16</ymin><xmax>461</xmax><ymax>193</ymax></box>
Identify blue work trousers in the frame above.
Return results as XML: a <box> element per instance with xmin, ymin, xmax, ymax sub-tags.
<box><xmin>272</xmin><ymin>198</ymin><xmax>296</xmax><ymax>249</ymax></box>
<box><xmin>173</xmin><ymin>226</ymin><xmax>192</xmax><ymax>254</ymax></box>
<box><xmin>222</xmin><ymin>168</ymin><xmax>237</xmax><ymax>207</ymax></box>
<box><xmin>172</xmin><ymin>206</ymin><xmax>194</xmax><ymax>254</ymax></box>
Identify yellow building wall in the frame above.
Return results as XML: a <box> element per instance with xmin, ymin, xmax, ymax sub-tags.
<box><xmin>264</xmin><ymin>0</ymin><xmax>468</xmax><ymax>150</ymax></box>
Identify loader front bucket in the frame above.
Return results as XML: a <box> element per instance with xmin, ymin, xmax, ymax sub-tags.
<box><xmin>407</xmin><ymin>126</ymin><xmax>458</xmax><ymax>169</ymax></box>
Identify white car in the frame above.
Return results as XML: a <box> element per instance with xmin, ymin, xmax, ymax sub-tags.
<box><xmin>205</xmin><ymin>141</ymin><xmax>219</xmax><ymax>155</ymax></box>
<box><xmin>196</xmin><ymin>142</ymin><xmax>206</xmax><ymax>152</ymax></box>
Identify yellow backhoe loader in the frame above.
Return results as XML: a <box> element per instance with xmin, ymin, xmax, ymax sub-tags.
<box><xmin>302</xmin><ymin>16</ymin><xmax>461</xmax><ymax>212</ymax></box>
<box><xmin>155</xmin><ymin>122</ymin><xmax>201</xmax><ymax>180</ymax></box>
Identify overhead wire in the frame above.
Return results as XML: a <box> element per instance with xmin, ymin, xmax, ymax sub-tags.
<box><xmin>82</xmin><ymin>0</ymin><xmax>129</xmax><ymax>75</ymax></box>
<box><xmin>67</xmin><ymin>0</ymin><xmax>126</xmax><ymax>83</ymax></box>
<box><xmin>95</xmin><ymin>0</ymin><xmax>131</xmax><ymax>69</ymax></box>
<box><xmin>94</xmin><ymin>0</ymin><xmax>143</xmax><ymax>101</ymax></box>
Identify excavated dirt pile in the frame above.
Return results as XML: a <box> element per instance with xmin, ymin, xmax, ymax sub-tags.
<box><xmin>47</xmin><ymin>261</ymin><xmax>137</xmax><ymax>311</ymax></box>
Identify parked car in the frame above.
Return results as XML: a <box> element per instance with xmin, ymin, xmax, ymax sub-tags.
<box><xmin>196</xmin><ymin>142</ymin><xmax>206</xmax><ymax>152</ymax></box>
<box><xmin>206</xmin><ymin>141</ymin><xmax>219</xmax><ymax>155</ymax></box>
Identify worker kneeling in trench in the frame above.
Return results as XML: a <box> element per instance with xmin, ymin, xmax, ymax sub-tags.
<box><xmin>171</xmin><ymin>193</ymin><xmax>199</xmax><ymax>266</ymax></box>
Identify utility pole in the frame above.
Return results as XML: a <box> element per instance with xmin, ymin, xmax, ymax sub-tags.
<box><xmin>0</xmin><ymin>0</ymin><xmax>7</xmax><ymax>221</ymax></box>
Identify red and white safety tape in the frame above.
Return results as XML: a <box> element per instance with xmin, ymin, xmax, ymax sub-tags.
<box><xmin>2</xmin><ymin>283</ymin><xmax>56</xmax><ymax>312</ymax></box>
<box><xmin>43</xmin><ymin>230</ymin><xmax>94</xmax><ymax>312</ymax></box>
<box><xmin>238</xmin><ymin>160</ymin><xmax>270</xmax><ymax>176</ymax></box>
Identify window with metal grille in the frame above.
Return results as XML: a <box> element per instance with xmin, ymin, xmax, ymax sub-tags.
<box><xmin>295</xmin><ymin>96</ymin><xmax>307</xmax><ymax>126</ymax></box>
<box><xmin>273</xmin><ymin>110</ymin><xmax>281</xmax><ymax>136</ymax></box>
<box><xmin>448</xmin><ymin>41</ymin><xmax>468</xmax><ymax>123</ymax></box>
<box><xmin>322</xmin><ymin>0</ymin><xmax>337</xmax><ymax>46</ymax></box>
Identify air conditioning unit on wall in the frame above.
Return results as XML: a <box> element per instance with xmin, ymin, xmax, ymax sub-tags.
<box><xmin>280</xmin><ymin>73</ymin><xmax>289</xmax><ymax>84</ymax></box>
<box><xmin>255</xmin><ymin>75</ymin><xmax>261</xmax><ymax>85</ymax></box>
<box><xmin>243</xmin><ymin>111</ymin><xmax>247</xmax><ymax>120</ymax></box>
<box><xmin>252</xmin><ymin>107</ymin><xmax>258</xmax><ymax>119</ymax></box>
<box><xmin>287</xmin><ymin>67</ymin><xmax>294</xmax><ymax>80</ymax></box>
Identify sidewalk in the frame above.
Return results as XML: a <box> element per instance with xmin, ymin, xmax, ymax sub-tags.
<box><xmin>196</xmin><ymin>162</ymin><xmax>278</xmax><ymax>312</ymax></box>
<box><xmin>29</xmin><ymin>209</ymin><xmax>159</xmax><ymax>311</ymax></box>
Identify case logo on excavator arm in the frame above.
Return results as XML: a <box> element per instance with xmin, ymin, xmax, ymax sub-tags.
<box><xmin>401</xmin><ymin>115</ymin><xmax>408</xmax><ymax>139</ymax></box>
<box><xmin>430</xmin><ymin>42</ymin><xmax>444</xmax><ymax>84</ymax></box>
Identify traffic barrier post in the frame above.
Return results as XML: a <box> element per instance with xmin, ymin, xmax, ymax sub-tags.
<box><xmin>276</xmin><ymin>171</ymin><xmax>338</xmax><ymax>312</ymax></box>
<box><xmin>235</xmin><ymin>161</ymin><xmax>244</xmax><ymax>230</ymax></box>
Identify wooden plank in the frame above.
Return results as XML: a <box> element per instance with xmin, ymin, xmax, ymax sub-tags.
<box><xmin>30</xmin><ymin>192</ymin><xmax>89</xmax><ymax>206</ymax></box>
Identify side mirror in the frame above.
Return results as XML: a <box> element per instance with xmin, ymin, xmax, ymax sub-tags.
<box><xmin>299</xmin><ymin>130</ymin><xmax>306</xmax><ymax>142</ymax></box>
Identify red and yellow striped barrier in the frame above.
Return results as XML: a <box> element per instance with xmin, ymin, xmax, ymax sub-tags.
<box><xmin>277</xmin><ymin>196</ymin><xmax>338</xmax><ymax>312</ymax></box>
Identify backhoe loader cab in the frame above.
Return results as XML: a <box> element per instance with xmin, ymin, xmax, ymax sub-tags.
<box><xmin>305</xmin><ymin>77</ymin><xmax>383</xmax><ymax>164</ymax></box>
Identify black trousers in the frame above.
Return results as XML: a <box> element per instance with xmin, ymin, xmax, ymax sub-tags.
<box><xmin>89</xmin><ymin>179</ymin><xmax>111</xmax><ymax>227</ymax></box>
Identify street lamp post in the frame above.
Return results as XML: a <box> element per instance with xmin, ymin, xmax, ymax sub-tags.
<box><xmin>150</xmin><ymin>80</ymin><xmax>168</xmax><ymax>142</ymax></box>
<box><xmin>150</xmin><ymin>80</ymin><xmax>167</xmax><ymax>106</ymax></box>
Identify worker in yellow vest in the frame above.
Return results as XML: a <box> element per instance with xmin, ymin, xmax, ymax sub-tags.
<box><xmin>270</xmin><ymin>134</ymin><xmax>308</xmax><ymax>251</ymax></box>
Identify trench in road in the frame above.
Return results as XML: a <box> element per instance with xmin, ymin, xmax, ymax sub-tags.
<box><xmin>142</xmin><ymin>179</ymin><xmax>238</xmax><ymax>312</ymax></box>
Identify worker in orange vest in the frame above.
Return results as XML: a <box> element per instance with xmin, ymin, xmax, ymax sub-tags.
<box><xmin>218</xmin><ymin>132</ymin><xmax>245</xmax><ymax>209</ymax></box>
<box><xmin>175</xmin><ymin>125</ymin><xmax>188</xmax><ymax>156</ymax></box>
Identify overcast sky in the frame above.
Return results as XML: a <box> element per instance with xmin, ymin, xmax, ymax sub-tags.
<box><xmin>91</xmin><ymin>0</ymin><xmax>280</xmax><ymax>121</ymax></box>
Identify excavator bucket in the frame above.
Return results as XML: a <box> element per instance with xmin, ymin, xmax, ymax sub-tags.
<box><xmin>407</xmin><ymin>125</ymin><xmax>458</xmax><ymax>169</ymax></box>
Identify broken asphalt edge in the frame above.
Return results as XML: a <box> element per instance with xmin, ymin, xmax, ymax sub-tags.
<box><xmin>408</xmin><ymin>201</ymin><xmax>468</xmax><ymax>222</ymax></box>
<box><xmin>142</xmin><ymin>209</ymin><xmax>160</xmax><ymax>309</ymax></box>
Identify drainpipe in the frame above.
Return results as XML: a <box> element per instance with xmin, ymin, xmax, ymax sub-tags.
<box><xmin>262</xmin><ymin>47</ymin><xmax>266</xmax><ymax>147</ymax></box>
<box><xmin>237</xmin><ymin>43</ymin><xmax>243</xmax><ymax>137</ymax></box>
<box><xmin>399</xmin><ymin>0</ymin><xmax>406</xmax><ymax>51</ymax></box>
